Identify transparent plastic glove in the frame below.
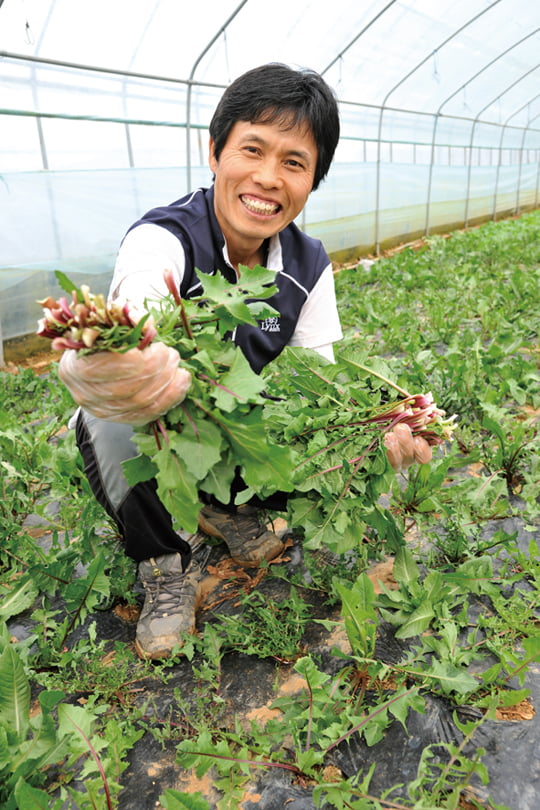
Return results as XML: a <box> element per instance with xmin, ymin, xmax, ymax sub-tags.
<box><xmin>383</xmin><ymin>422</ymin><xmax>432</xmax><ymax>472</ymax></box>
<box><xmin>58</xmin><ymin>342</ymin><xmax>191</xmax><ymax>425</ymax></box>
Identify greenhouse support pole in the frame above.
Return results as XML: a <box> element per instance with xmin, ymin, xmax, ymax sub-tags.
<box><xmin>536</xmin><ymin>149</ymin><xmax>540</xmax><ymax>209</ymax></box>
<box><xmin>425</xmin><ymin>28</ymin><xmax>539</xmax><ymax>235</ymax></box>
<box><xmin>492</xmin><ymin>120</ymin><xmax>508</xmax><ymax>221</ymax></box>
<box><xmin>492</xmin><ymin>100</ymin><xmax>540</xmax><ymax>219</ymax></box>
<box><xmin>36</xmin><ymin>116</ymin><xmax>49</xmax><ymax>170</ymax></box>
<box><xmin>515</xmin><ymin>110</ymin><xmax>540</xmax><ymax>215</ymax></box>
<box><xmin>124</xmin><ymin>124</ymin><xmax>135</xmax><ymax>168</ymax></box>
<box><xmin>465</xmin><ymin>65</ymin><xmax>540</xmax><ymax>227</ymax></box>
<box><xmin>185</xmin><ymin>0</ymin><xmax>248</xmax><ymax>191</ymax></box>
<box><xmin>425</xmin><ymin>112</ymin><xmax>439</xmax><ymax>238</ymax></box>
<box><xmin>375</xmin><ymin>4</ymin><xmax>495</xmax><ymax>253</ymax></box>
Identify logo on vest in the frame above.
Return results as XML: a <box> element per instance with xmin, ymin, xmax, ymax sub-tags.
<box><xmin>259</xmin><ymin>316</ymin><xmax>281</xmax><ymax>333</ymax></box>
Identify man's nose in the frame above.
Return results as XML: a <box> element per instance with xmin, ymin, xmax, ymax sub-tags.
<box><xmin>253</xmin><ymin>158</ymin><xmax>283</xmax><ymax>188</ymax></box>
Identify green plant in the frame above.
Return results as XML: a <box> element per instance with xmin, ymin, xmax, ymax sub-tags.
<box><xmin>215</xmin><ymin>586</ymin><xmax>311</xmax><ymax>661</ymax></box>
<box><xmin>175</xmin><ymin>655</ymin><xmax>423</xmax><ymax>795</ymax></box>
<box><xmin>2</xmin><ymin>211</ymin><xmax>540</xmax><ymax>808</ymax></box>
<box><xmin>406</xmin><ymin>704</ymin><xmax>507</xmax><ymax>810</ymax></box>
<box><xmin>34</xmin><ymin>622</ymin><xmax>152</xmax><ymax>705</ymax></box>
<box><xmin>480</xmin><ymin>415</ymin><xmax>537</xmax><ymax>495</ymax></box>
<box><xmin>0</xmin><ymin>633</ymin><xmax>141</xmax><ymax>809</ymax></box>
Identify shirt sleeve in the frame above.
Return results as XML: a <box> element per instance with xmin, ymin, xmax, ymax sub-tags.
<box><xmin>108</xmin><ymin>223</ymin><xmax>186</xmax><ymax>309</ymax></box>
<box><xmin>287</xmin><ymin>263</ymin><xmax>343</xmax><ymax>352</ymax></box>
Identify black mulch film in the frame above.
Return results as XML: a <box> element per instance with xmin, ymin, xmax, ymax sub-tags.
<box><xmin>9</xmin><ymin>511</ymin><xmax>540</xmax><ymax>809</ymax></box>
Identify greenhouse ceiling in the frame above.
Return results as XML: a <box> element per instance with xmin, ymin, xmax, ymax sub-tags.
<box><xmin>1</xmin><ymin>0</ymin><xmax>539</xmax><ymax>127</ymax></box>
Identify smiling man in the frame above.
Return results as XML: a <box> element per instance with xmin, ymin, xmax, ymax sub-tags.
<box><xmin>59</xmin><ymin>63</ymin><xmax>426</xmax><ymax>659</ymax></box>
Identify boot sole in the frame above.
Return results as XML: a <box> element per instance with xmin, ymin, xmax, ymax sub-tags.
<box><xmin>231</xmin><ymin>542</ymin><xmax>285</xmax><ymax>568</ymax></box>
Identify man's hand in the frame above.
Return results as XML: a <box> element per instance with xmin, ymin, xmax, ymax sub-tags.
<box><xmin>59</xmin><ymin>342</ymin><xmax>191</xmax><ymax>426</ymax></box>
<box><xmin>384</xmin><ymin>422</ymin><xmax>432</xmax><ymax>472</ymax></box>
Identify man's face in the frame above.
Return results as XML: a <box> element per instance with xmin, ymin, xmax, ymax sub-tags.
<box><xmin>209</xmin><ymin>119</ymin><xmax>318</xmax><ymax>259</ymax></box>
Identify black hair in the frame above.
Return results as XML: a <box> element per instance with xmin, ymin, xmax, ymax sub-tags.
<box><xmin>209</xmin><ymin>63</ymin><xmax>340</xmax><ymax>191</ymax></box>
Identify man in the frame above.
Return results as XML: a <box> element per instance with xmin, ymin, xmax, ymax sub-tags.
<box><xmin>59</xmin><ymin>63</ymin><xmax>428</xmax><ymax>659</ymax></box>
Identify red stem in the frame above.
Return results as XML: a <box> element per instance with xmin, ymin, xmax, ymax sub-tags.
<box><xmin>63</xmin><ymin>712</ymin><xmax>114</xmax><ymax>810</ymax></box>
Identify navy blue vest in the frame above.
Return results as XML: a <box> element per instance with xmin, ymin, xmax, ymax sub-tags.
<box><xmin>127</xmin><ymin>186</ymin><xmax>330</xmax><ymax>373</ymax></box>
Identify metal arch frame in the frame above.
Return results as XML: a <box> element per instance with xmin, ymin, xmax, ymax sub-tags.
<box><xmin>320</xmin><ymin>0</ymin><xmax>399</xmax><ymax>78</ymax></box>
<box><xmin>424</xmin><ymin>27</ymin><xmax>540</xmax><ymax>236</ymax></box>
<box><xmin>463</xmin><ymin>63</ymin><xmax>540</xmax><ymax>226</ymax></box>
<box><xmin>27</xmin><ymin>0</ymin><xmax>55</xmax><ymax>170</ymax></box>
<box><xmin>492</xmin><ymin>96</ymin><xmax>540</xmax><ymax>219</ymax></box>
<box><xmin>515</xmin><ymin>106</ymin><xmax>540</xmax><ymax>215</ymax></box>
<box><xmin>0</xmin><ymin>49</ymin><xmax>220</xmax><ymax>84</ymax></box>
<box><xmin>2</xmin><ymin>2</ymin><xmax>540</xmax><ymax>255</ymax></box>
<box><xmin>120</xmin><ymin>3</ymin><xmax>165</xmax><ymax>168</ymax></box>
<box><xmin>0</xmin><ymin>49</ymin><xmax>226</xmax><ymax>171</ymax></box>
<box><xmin>185</xmin><ymin>0</ymin><xmax>248</xmax><ymax>190</ymax></box>
<box><xmin>373</xmin><ymin>0</ymin><xmax>502</xmax><ymax>254</ymax></box>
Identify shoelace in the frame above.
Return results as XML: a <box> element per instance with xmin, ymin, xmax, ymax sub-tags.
<box><xmin>142</xmin><ymin>574</ymin><xmax>190</xmax><ymax>618</ymax></box>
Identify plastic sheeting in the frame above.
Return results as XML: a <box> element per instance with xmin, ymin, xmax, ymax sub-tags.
<box><xmin>9</xmin><ymin>510</ymin><xmax>540</xmax><ymax>808</ymax></box>
<box><xmin>1</xmin><ymin>0</ymin><xmax>540</xmax><ymax>341</ymax></box>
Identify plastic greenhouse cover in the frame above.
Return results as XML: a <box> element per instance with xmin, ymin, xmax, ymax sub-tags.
<box><xmin>1</xmin><ymin>0</ymin><xmax>540</xmax><ymax>342</ymax></box>
<box><xmin>2</xmin><ymin>0</ymin><xmax>540</xmax><ymax>136</ymax></box>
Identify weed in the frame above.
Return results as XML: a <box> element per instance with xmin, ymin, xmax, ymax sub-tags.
<box><xmin>214</xmin><ymin>586</ymin><xmax>312</xmax><ymax>661</ymax></box>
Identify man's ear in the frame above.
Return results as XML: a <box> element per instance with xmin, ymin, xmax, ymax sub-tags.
<box><xmin>208</xmin><ymin>137</ymin><xmax>218</xmax><ymax>173</ymax></box>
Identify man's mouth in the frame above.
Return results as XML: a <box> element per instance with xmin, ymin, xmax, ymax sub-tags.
<box><xmin>241</xmin><ymin>195</ymin><xmax>280</xmax><ymax>216</ymax></box>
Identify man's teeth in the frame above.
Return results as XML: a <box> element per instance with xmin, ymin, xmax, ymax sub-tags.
<box><xmin>242</xmin><ymin>197</ymin><xmax>278</xmax><ymax>214</ymax></box>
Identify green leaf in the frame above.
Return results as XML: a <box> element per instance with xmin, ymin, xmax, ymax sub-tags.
<box><xmin>424</xmin><ymin>660</ymin><xmax>479</xmax><ymax>695</ymax></box>
<box><xmin>395</xmin><ymin>600</ymin><xmax>435</xmax><ymax>639</ymax></box>
<box><xmin>161</xmin><ymin>789</ymin><xmax>211</xmax><ymax>810</ymax></box>
<box><xmin>521</xmin><ymin>635</ymin><xmax>540</xmax><ymax>668</ymax></box>
<box><xmin>121</xmin><ymin>453</ymin><xmax>158</xmax><ymax>486</ymax></box>
<box><xmin>217</xmin><ymin>409</ymin><xmax>294</xmax><ymax>492</ymax></box>
<box><xmin>11</xmin><ymin>710</ymin><xmax>68</xmax><ymax>778</ymax></box>
<box><xmin>154</xmin><ymin>445</ymin><xmax>201</xmax><ymax>533</ymax></box>
<box><xmin>211</xmin><ymin>350</ymin><xmax>266</xmax><ymax>412</ymax></box>
<box><xmin>14</xmin><ymin>777</ymin><xmax>56</xmax><ymax>809</ymax></box>
<box><xmin>170</xmin><ymin>419</ymin><xmax>224</xmax><ymax>480</ymax></box>
<box><xmin>38</xmin><ymin>690</ymin><xmax>65</xmax><ymax>714</ymax></box>
<box><xmin>57</xmin><ymin>702</ymin><xmax>96</xmax><ymax>756</ymax></box>
<box><xmin>393</xmin><ymin>546</ymin><xmax>420</xmax><ymax>585</ymax></box>
<box><xmin>122</xmin><ymin>455</ymin><xmax>158</xmax><ymax>487</ymax></box>
<box><xmin>63</xmin><ymin>551</ymin><xmax>111</xmax><ymax>615</ymax></box>
<box><xmin>195</xmin><ymin>265</ymin><xmax>278</xmax><ymax>334</ymax></box>
<box><xmin>389</xmin><ymin>688</ymin><xmax>424</xmax><ymax>729</ymax></box>
<box><xmin>293</xmin><ymin>655</ymin><xmax>331</xmax><ymax>690</ymax></box>
<box><xmin>0</xmin><ymin>645</ymin><xmax>30</xmax><ymax>740</ymax></box>
<box><xmin>54</xmin><ymin>269</ymin><xmax>81</xmax><ymax>299</ymax></box>
<box><xmin>0</xmin><ymin>724</ymin><xmax>10</xmax><ymax>770</ymax></box>
<box><xmin>334</xmin><ymin>574</ymin><xmax>376</xmax><ymax>658</ymax></box>
<box><xmin>200</xmin><ymin>453</ymin><xmax>237</xmax><ymax>504</ymax></box>
<box><xmin>0</xmin><ymin>579</ymin><xmax>38</xmax><ymax>620</ymax></box>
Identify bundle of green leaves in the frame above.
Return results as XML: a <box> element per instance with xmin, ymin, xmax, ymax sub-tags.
<box><xmin>38</xmin><ymin>268</ymin><xmax>455</xmax><ymax>554</ymax></box>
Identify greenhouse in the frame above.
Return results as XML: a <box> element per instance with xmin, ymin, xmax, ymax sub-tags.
<box><xmin>1</xmin><ymin>1</ymin><xmax>539</xmax><ymax>809</ymax></box>
<box><xmin>2</xmin><ymin>0</ymin><xmax>540</xmax><ymax>351</ymax></box>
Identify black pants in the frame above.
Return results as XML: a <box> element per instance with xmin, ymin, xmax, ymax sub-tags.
<box><xmin>75</xmin><ymin>409</ymin><xmax>192</xmax><ymax>564</ymax></box>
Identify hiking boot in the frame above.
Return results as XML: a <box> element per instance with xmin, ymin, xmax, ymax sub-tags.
<box><xmin>135</xmin><ymin>553</ymin><xmax>201</xmax><ymax>659</ymax></box>
<box><xmin>198</xmin><ymin>504</ymin><xmax>284</xmax><ymax>568</ymax></box>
